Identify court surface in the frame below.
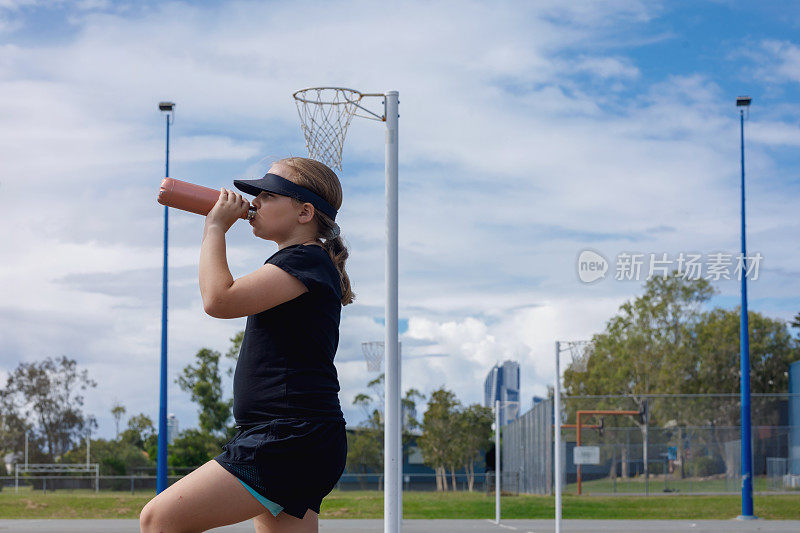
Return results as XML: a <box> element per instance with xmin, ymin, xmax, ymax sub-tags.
<box><xmin>0</xmin><ymin>519</ymin><xmax>798</xmax><ymax>532</ymax></box>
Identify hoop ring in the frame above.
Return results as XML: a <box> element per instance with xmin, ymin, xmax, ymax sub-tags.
<box><xmin>293</xmin><ymin>87</ymin><xmax>364</xmax><ymax>106</ymax></box>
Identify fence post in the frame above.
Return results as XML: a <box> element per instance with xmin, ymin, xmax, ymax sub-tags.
<box><xmin>95</xmin><ymin>465</ymin><xmax>99</xmax><ymax>492</ymax></box>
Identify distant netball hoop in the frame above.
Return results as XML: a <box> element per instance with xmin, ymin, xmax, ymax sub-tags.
<box><xmin>361</xmin><ymin>341</ymin><xmax>402</xmax><ymax>373</ymax></box>
<box><xmin>361</xmin><ymin>341</ymin><xmax>384</xmax><ymax>373</ymax></box>
<box><xmin>293</xmin><ymin>87</ymin><xmax>384</xmax><ymax>170</ymax></box>
<box><xmin>567</xmin><ymin>340</ymin><xmax>591</xmax><ymax>373</ymax></box>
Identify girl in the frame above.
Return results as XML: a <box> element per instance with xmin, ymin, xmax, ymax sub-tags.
<box><xmin>140</xmin><ymin>157</ymin><xmax>354</xmax><ymax>533</ymax></box>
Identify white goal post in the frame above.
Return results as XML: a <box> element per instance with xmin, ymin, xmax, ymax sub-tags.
<box><xmin>15</xmin><ymin>463</ymin><xmax>100</xmax><ymax>493</ymax></box>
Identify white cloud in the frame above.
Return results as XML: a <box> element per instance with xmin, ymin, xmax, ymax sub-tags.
<box><xmin>568</xmin><ymin>56</ymin><xmax>640</xmax><ymax>80</ymax></box>
<box><xmin>756</xmin><ymin>40</ymin><xmax>800</xmax><ymax>84</ymax></box>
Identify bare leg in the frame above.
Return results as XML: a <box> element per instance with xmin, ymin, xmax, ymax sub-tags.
<box><xmin>253</xmin><ymin>509</ymin><xmax>318</xmax><ymax>533</ymax></box>
<box><xmin>140</xmin><ymin>459</ymin><xmax>265</xmax><ymax>533</ymax></box>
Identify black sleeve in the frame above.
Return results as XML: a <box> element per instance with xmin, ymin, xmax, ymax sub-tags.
<box><xmin>267</xmin><ymin>247</ymin><xmax>337</xmax><ymax>296</ymax></box>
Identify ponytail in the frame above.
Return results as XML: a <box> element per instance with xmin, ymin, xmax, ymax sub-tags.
<box><xmin>279</xmin><ymin>157</ymin><xmax>356</xmax><ymax>306</ymax></box>
<box><xmin>322</xmin><ymin>234</ymin><xmax>355</xmax><ymax>306</ymax></box>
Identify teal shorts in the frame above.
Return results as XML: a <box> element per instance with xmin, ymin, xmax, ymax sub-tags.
<box><xmin>214</xmin><ymin>417</ymin><xmax>347</xmax><ymax>520</ymax></box>
<box><xmin>239</xmin><ymin>478</ymin><xmax>284</xmax><ymax>517</ymax></box>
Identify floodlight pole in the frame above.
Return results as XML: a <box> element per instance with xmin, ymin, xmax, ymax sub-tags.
<box><xmin>736</xmin><ymin>96</ymin><xmax>755</xmax><ymax>520</ymax></box>
<box><xmin>157</xmin><ymin>102</ymin><xmax>175</xmax><ymax>495</ymax></box>
<box><xmin>384</xmin><ymin>91</ymin><xmax>401</xmax><ymax>533</ymax></box>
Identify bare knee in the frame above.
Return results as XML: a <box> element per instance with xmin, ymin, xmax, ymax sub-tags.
<box><xmin>140</xmin><ymin>499</ymin><xmax>172</xmax><ymax>533</ymax></box>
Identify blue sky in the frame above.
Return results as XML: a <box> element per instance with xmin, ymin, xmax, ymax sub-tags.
<box><xmin>0</xmin><ymin>0</ymin><xmax>798</xmax><ymax>440</ymax></box>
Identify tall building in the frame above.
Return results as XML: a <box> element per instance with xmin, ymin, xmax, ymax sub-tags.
<box><xmin>484</xmin><ymin>360</ymin><xmax>520</xmax><ymax>425</ymax></box>
<box><xmin>166</xmin><ymin>413</ymin><xmax>179</xmax><ymax>445</ymax></box>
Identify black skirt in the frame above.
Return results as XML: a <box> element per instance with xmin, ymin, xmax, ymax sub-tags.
<box><xmin>214</xmin><ymin>417</ymin><xmax>347</xmax><ymax>519</ymax></box>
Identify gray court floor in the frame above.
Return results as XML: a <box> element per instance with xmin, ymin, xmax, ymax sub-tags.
<box><xmin>0</xmin><ymin>519</ymin><xmax>799</xmax><ymax>532</ymax></box>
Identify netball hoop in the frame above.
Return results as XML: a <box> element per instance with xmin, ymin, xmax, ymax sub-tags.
<box><xmin>361</xmin><ymin>341</ymin><xmax>384</xmax><ymax>373</ymax></box>
<box><xmin>361</xmin><ymin>341</ymin><xmax>403</xmax><ymax>373</ymax></box>
<box><xmin>293</xmin><ymin>85</ymin><xmax>401</xmax><ymax>533</ymax></box>
<box><xmin>568</xmin><ymin>340</ymin><xmax>590</xmax><ymax>373</ymax></box>
<box><xmin>293</xmin><ymin>87</ymin><xmax>384</xmax><ymax>170</ymax></box>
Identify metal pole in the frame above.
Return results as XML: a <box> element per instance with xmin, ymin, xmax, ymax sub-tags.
<box><xmin>25</xmin><ymin>432</ymin><xmax>28</xmax><ymax>468</ymax></box>
<box><xmin>495</xmin><ymin>400</ymin><xmax>501</xmax><ymax>524</ymax></box>
<box><xmin>738</xmin><ymin>107</ymin><xmax>755</xmax><ymax>519</ymax></box>
<box><xmin>383</xmin><ymin>91</ymin><xmax>400</xmax><ymax>533</ymax></box>
<box><xmin>398</xmin><ymin>340</ymin><xmax>403</xmax><ymax>522</ymax></box>
<box><xmin>157</xmin><ymin>111</ymin><xmax>171</xmax><ymax>494</ymax></box>
<box><xmin>577</xmin><ymin>413</ymin><xmax>582</xmax><ymax>495</ymax></box>
<box><xmin>95</xmin><ymin>464</ymin><xmax>99</xmax><ymax>493</ymax></box>
<box><xmin>86</xmin><ymin>433</ymin><xmax>90</xmax><ymax>466</ymax></box>
<box><xmin>554</xmin><ymin>342</ymin><xmax>562</xmax><ymax>533</ymax></box>
<box><xmin>644</xmin><ymin>400</ymin><xmax>649</xmax><ymax>496</ymax></box>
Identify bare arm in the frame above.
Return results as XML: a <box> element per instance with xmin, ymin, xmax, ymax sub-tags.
<box><xmin>199</xmin><ymin>189</ymin><xmax>307</xmax><ymax>319</ymax></box>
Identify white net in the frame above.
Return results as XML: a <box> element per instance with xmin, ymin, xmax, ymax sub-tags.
<box><xmin>293</xmin><ymin>87</ymin><xmax>362</xmax><ymax>170</ymax></box>
<box><xmin>360</xmin><ymin>341</ymin><xmax>402</xmax><ymax>372</ymax></box>
<box><xmin>567</xmin><ymin>341</ymin><xmax>590</xmax><ymax>373</ymax></box>
<box><xmin>361</xmin><ymin>341</ymin><xmax>384</xmax><ymax>373</ymax></box>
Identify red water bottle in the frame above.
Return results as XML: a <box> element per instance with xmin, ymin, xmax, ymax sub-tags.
<box><xmin>157</xmin><ymin>178</ymin><xmax>255</xmax><ymax>220</ymax></box>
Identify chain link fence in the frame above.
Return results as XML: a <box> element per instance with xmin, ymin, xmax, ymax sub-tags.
<box><xmin>497</xmin><ymin>393</ymin><xmax>800</xmax><ymax>496</ymax></box>
<box><xmin>557</xmin><ymin>393</ymin><xmax>799</xmax><ymax>494</ymax></box>
<box><xmin>502</xmin><ymin>398</ymin><xmax>552</xmax><ymax>494</ymax></box>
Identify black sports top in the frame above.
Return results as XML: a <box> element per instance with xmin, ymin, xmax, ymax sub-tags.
<box><xmin>232</xmin><ymin>244</ymin><xmax>344</xmax><ymax>424</ymax></box>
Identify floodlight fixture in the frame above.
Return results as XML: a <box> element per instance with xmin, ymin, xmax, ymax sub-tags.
<box><xmin>736</xmin><ymin>96</ymin><xmax>752</xmax><ymax>107</ymax></box>
<box><xmin>159</xmin><ymin>101</ymin><xmax>175</xmax><ymax>112</ymax></box>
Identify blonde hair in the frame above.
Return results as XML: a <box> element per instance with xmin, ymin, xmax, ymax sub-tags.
<box><xmin>279</xmin><ymin>157</ymin><xmax>355</xmax><ymax>306</ymax></box>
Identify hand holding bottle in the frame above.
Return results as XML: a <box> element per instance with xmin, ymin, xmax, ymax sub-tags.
<box><xmin>157</xmin><ymin>178</ymin><xmax>256</xmax><ymax>221</ymax></box>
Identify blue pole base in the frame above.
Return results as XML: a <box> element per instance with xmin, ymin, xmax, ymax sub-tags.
<box><xmin>735</xmin><ymin>515</ymin><xmax>759</xmax><ymax>520</ymax></box>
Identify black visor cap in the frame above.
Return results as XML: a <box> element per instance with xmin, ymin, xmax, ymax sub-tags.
<box><xmin>233</xmin><ymin>173</ymin><xmax>337</xmax><ymax>221</ymax></box>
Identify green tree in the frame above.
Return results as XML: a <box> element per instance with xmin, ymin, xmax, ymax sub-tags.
<box><xmin>119</xmin><ymin>413</ymin><xmax>155</xmax><ymax>449</ymax></box>
<box><xmin>419</xmin><ymin>388</ymin><xmax>460</xmax><ymax>491</ymax></box>
<box><xmin>111</xmin><ymin>401</ymin><xmax>126</xmax><ymax>439</ymax></box>
<box><xmin>0</xmin><ymin>396</ymin><xmax>31</xmax><ymax>461</ymax></box>
<box><xmin>565</xmin><ymin>273</ymin><xmax>714</xmax><ymax>401</ymax></box>
<box><xmin>224</xmin><ymin>330</ymin><xmax>245</xmax><ymax>377</ymax></box>
<box><xmin>345</xmin><ymin>428</ymin><xmax>382</xmax><ymax>487</ymax></box>
<box><xmin>177</xmin><ymin>348</ymin><xmax>232</xmax><ymax>437</ymax></box>
<box><xmin>349</xmin><ymin>375</ymin><xmax>427</xmax><ymax>478</ymax></box>
<box><xmin>168</xmin><ymin>429</ymin><xmax>221</xmax><ymax>468</ymax></box>
<box><xmin>61</xmin><ymin>438</ymin><xmax>152</xmax><ymax>475</ymax></box>
<box><xmin>677</xmin><ymin>307</ymin><xmax>800</xmax><ymax>473</ymax></box>
<box><xmin>454</xmin><ymin>404</ymin><xmax>493</xmax><ymax>491</ymax></box>
<box><xmin>402</xmin><ymin>388</ymin><xmax>425</xmax><ymax>434</ymax></box>
<box><xmin>3</xmin><ymin>356</ymin><xmax>97</xmax><ymax>461</ymax></box>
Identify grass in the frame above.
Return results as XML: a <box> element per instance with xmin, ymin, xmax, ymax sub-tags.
<box><xmin>1</xmin><ymin>486</ymin><xmax>799</xmax><ymax>520</ymax></box>
<box><xmin>0</xmin><ymin>487</ymin><xmax>153</xmax><ymax>519</ymax></box>
<box><xmin>321</xmin><ymin>490</ymin><xmax>800</xmax><ymax>520</ymax></box>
